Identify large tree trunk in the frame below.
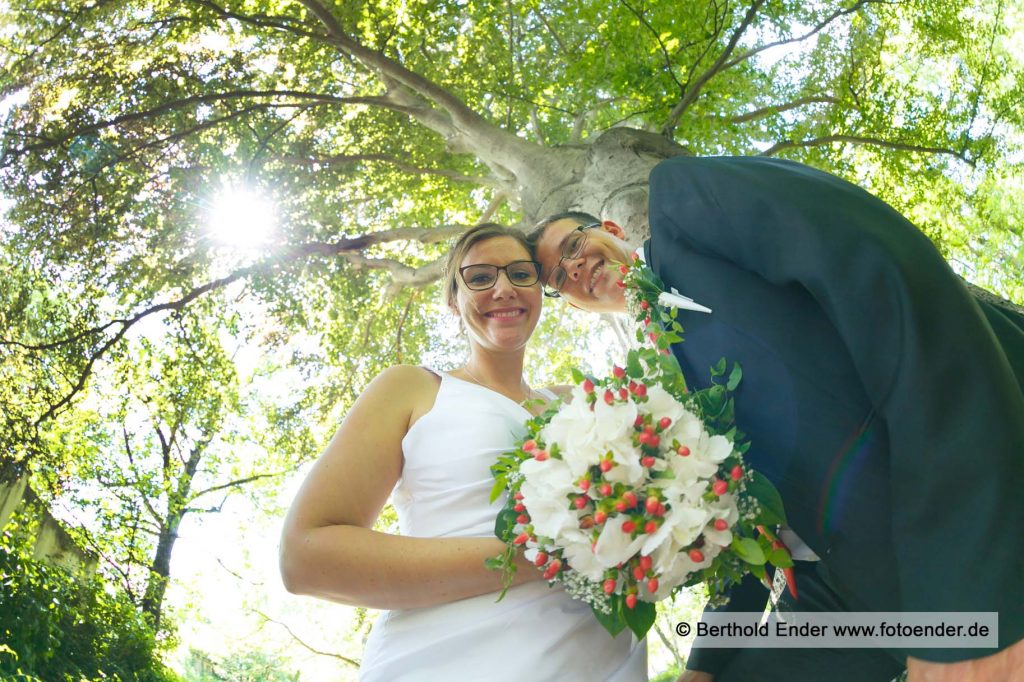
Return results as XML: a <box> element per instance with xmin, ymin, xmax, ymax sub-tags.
<box><xmin>516</xmin><ymin>128</ymin><xmax>690</xmax><ymax>236</ymax></box>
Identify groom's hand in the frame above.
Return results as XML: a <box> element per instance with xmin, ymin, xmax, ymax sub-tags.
<box><xmin>676</xmin><ymin>670</ymin><xmax>713</xmax><ymax>682</ymax></box>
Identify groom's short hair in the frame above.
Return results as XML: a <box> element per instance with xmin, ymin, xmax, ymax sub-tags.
<box><xmin>526</xmin><ymin>211</ymin><xmax>600</xmax><ymax>250</ymax></box>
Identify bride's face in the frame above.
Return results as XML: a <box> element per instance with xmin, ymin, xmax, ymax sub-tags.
<box><xmin>453</xmin><ymin>236</ymin><xmax>542</xmax><ymax>353</ymax></box>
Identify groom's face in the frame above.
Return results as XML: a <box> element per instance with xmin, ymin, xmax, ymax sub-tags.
<box><xmin>534</xmin><ymin>218</ymin><xmax>632</xmax><ymax>314</ymax></box>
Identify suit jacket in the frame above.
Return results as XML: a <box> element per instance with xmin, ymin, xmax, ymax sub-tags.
<box><xmin>644</xmin><ymin>156</ymin><xmax>1024</xmax><ymax>668</ymax></box>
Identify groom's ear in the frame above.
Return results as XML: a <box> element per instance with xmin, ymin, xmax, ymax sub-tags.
<box><xmin>601</xmin><ymin>220</ymin><xmax>626</xmax><ymax>240</ymax></box>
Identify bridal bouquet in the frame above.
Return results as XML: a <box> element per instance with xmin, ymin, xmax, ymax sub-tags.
<box><xmin>489</xmin><ymin>254</ymin><xmax>792</xmax><ymax>640</ymax></box>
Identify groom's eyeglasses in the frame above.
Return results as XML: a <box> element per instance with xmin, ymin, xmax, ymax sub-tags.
<box><xmin>543</xmin><ymin>222</ymin><xmax>601</xmax><ymax>298</ymax></box>
<box><xmin>459</xmin><ymin>260</ymin><xmax>542</xmax><ymax>291</ymax></box>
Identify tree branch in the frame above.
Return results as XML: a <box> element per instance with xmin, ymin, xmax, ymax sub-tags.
<box><xmin>619</xmin><ymin>0</ymin><xmax>686</xmax><ymax>93</ymax></box>
<box><xmin>758</xmin><ymin>134</ymin><xmax>974</xmax><ymax>165</ymax></box>
<box><xmin>293</xmin><ymin>0</ymin><xmax>538</xmax><ymax>173</ymax></box>
<box><xmin>662</xmin><ymin>0</ymin><xmax>767</xmax><ymax>136</ymax></box>
<box><xmin>7</xmin><ymin>91</ymin><xmax>389</xmax><ymax>158</ymax></box>
<box><xmin>720</xmin><ymin>95</ymin><xmax>841</xmax><ymax>124</ymax></box>
<box><xmin>252</xmin><ymin>609</ymin><xmax>361</xmax><ymax>667</ymax></box>
<box><xmin>283</xmin><ymin>153</ymin><xmax>503</xmax><ymax>188</ymax></box>
<box><xmin>189</xmin><ymin>471</ymin><xmax>292</xmax><ymax>502</ymax></box>
<box><xmin>719</xmin><ymin>0</ymin><xmax>883</xmax><ymax>73</ymax></box>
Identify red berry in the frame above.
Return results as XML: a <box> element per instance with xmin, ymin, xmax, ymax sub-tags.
<box><xmin>603</xmin><ymin>578</ymin><xmax>617</xmax><ymax>594</ymax></box>
<box><xmin>574</xmin><ymin>496</ymin><xmax>588</xmax><ymax>509</ymax></box>
<box><xmin>514</xmin><ymin>533</ymin><xmax>530</xmax><ymax>545</ymax></box>
<box><xmin>543</xmin><ymin>559</ymin><xmax>562</xmax><ymax>580</ymax></box>
<box><xmin>638</xmin><ymin>432</ymin><xmax>651</xmax><ymax>445</ymax></box>
<box><xmin>613</xmin><ymin>365</ymin><xmax>626</xmax><ymax>379</ymax></box>
<box><xmin>534</xmin><ymin>551</ymin><xmax>548</xmax><ymax>566</ymax></box>
<box><xmin>714</xmin><ymin>519</ymin><xmax>729</xmax><ymax>531</ymax></box>
<box><xmin>604</xmin><ymin>389</ymin><xmax>615</xmax><ymax>405</ymax></box>
<box><xmin>619</xmin><ymin>264</ymin><xmax>629</xmax><ymax>275</ymax></box>
<box><xmin>579</xmin><ymin>479</ymin><xmax>590</xmax><ymax>492</ymax></box>
<box><xmin>618</xmin><ymin>387</ymin><xmax>629</xmax><ymax>400</ymax></box>
<box><xmin>615</xmin><ymin>279</ymin><xmax>626</xmax><ymax>289</ymax></box>
<box><xmin>713</xmin><ymin>479</ymin><xmax>728</xmax><ymax>496</ymax></box>
<box><xmin>644</xmin><ymin>316</ymin><xmax>651</xmax><ymax>326</ymax></box>
<box><xmin>622</xmin><ymin>520</ymin><xmax>636</xmax><ymax>533</ymax></box>
<box><xmin>648</xmin><ymin>332</ymin><xmax>658</xmax><ymax>343</ymax></box>
<box><xmin>689</xmin><ymin>549</ymin><xmax>705</xmax><ymax>562</ymax></box>
<box><xmin>633</xmin><ymin>413</ymin><xmax>644</xmax><ymax>427</ymax></box>
<box><xmin>615</xmin><ymin>499</ymin><xmax>628</xmax><ymax>512</ymax></box>
<box><xmin>599</xmin><ymin>459</ymin><xmax>613</xmax><ymax>473</ymax></box>
<box><xmin>517</xmin><ymin>514</ymin><xmax>529</xmax><ymax>524</ymax></box>
<box><xmin>594</xmin><ymin>510</ymin><xmax>608</xmax><ymax>524</ymax></box>
<box><xmin>731</xmin><ymin>465</ymin><xmax>744</xmax><ymax>481</ymax></box>
<box><xmin>641</xmin><ymin>456</ymin><xmax>656</xmax><ymax>468</ymax></box>
<box><xmin>645</xmin><ymin>496</ymin><xmax>659</xmax><ymax>513</ymax></box>
<box><xmin>629</xmin><ymin>381</ymin><xmax>639</xmax><ymax>394</ymax></box>
<box><xmin>582</xmin><ymin>379</ymin><xmax>595</xmax><ymax>393</ymax></box>
<box><xmin>635</xmin><ymin>384</ymin><xmax>647</xmax><ymax>397</ymax></box>
<box><xmin>522</xmin><ymin>440</ymin><xmax>536</xmax><ymax>452</ymax></box>
<box><xmin>647</xmin><ymin>578</ymin><xmax>659</xmax><ymax>593</ymax></box>
<box><xmin>644</xmin><ymin>520</ymin><xmax>658</xmax><ymax>534</ymax></box>
<box><xmin>656</xmin><ymin>503</ymin><xmax>666</xmax><ymax>516</ymax></box>
<box><xmin>633</xmin><ymin>565</ymin><xmax>646</xmax><ymax>581</ymax></box>
<box><xmin>534</xmin><ymin>450</ymin><xmax>549</xmax><ymax>461</ymax></box>
<box><xmin>639</xmin><ymin>555</ymin><xmax>653</xmax><ymax>571</ymax></box>
<box><xmin>659</xmin><ymin>417</ymin><xmax>672</xmax><ymax>430</ymax></box>
<box><xmin>640</xmin><ymin>300</ymin><xmax>649</xmax><ymax>311</ymax></box>
<box><xmin>623</xmin><ymin>491</ymin><xmax>637</xmax><ymax>508</ymax></box>
<box><xmin>513</xmin><ymin>491</ymin><xmax>524</xmax><ymax>500</ymax></box>
<box><xmin>599</xmin><ymin>483</ymin><xmax>612</xmax><ymax>496</ymax></box>
<box><xmin>648</xmin><ymin>435</ymin><xmax>660</xmax><ymax>448</ymax></box>
<box><xmin>677</xmin><ymin>445</ymin><xmax>691</xmax><ymax>457</ymax></box>
<box><xmin>625</xmin><ymin>593</ymin><xmax>637</xmax><ymax>608</ymax></box>
<box><xmin>514</xmin><ymin>503</ymin><xmax>525</xmax><ymax>512</ymax></box>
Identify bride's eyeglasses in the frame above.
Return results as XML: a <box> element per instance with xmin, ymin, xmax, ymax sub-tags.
<box><xmin>459</xmin><ymin>260</ymin><xmax>543</xmax><ymax>291</ymax></box>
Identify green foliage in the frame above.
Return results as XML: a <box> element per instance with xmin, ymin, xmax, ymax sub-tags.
<box><xmin>181</xmin><ymin>648</ymin><xmax>299</xmax><ymax>682</ymax></box>
<box><xmin>1</xmin><ymin>0</ymin><xmax>1022</xmax><ymax>674</ymax></box>
<box><xmin>0</xmin><ymin>520</ymin><xmax>177</xmax><ymax>682</ymax></box>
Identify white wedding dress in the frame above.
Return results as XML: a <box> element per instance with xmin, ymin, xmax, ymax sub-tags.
<box><xmin>359</xmin><ymin>372</ymin><xmax>648</xmax><ymax>681</ymax></box>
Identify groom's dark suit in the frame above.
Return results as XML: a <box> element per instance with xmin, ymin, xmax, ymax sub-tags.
<box><xmin>643</xmin><ymin>156</ymin><xmax>1024</xmax><ymax>679</ymax></box>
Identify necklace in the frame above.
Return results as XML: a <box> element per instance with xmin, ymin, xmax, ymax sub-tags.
<box><xmin>462</xmin><ymin>364</ymin><xmax>535</xmax><ymax>405</ymax></box>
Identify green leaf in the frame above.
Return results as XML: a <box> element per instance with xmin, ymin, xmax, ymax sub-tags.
<box><xmin>488</xmin><ymin>475</ymin><xmax>506</xmax><ymax>503</ymax></box>
<box><xmin>494</xmin><ymin>506</ymin><xmax>518</xmax><ymax>541</ymax></box>
<box><xmin>726</xmin><ymin>362</ymin><xmax>743</xmax><ymax>391</ymax></box>
<box><xmin>731</xmin><ymin>536</ymin><xmax>766</xmax><ymax>565</ymax></box>
<box><xmin>626</xmin><ymin>352</ymin><xmax>644</xmax><ymax>378</ymax></box>
<box><xmin>746</xmin><ymin>471</ymin><xmax>788</xmax><ymax>526</ymax></box>
<box><xmin>623</xmin><ymin>598</ymin><xmax>658</xmax><ymax>640</ymax></box>
<box><xmin>592</xmin><ymin>596</ymin><xmax>627</xmax><ymax>637</ymax></box>
<box><xmin>711</xmin><ymin>357</ymin><xmax>727</xmax><ymax>377</ymax></box>
<box><xmin>767</xmin><ymin>547</ymin><xmax>794</xmax><ymax>568</ymax></box>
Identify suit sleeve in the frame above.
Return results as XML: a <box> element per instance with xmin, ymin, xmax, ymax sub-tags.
<box><xmin>685</xmin><ymin>572</ymin><xmax>768</xmax><ymax>674</ymax></box>
<box><xmin>649</xmin><ymin>156</ymin><xmax>1024</xmax><ymax>662</ymax></box>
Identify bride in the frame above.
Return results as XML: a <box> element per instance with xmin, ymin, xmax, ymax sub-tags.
<box><xmin>279</xmin><ymin>223</ymin><xmax>647</xmax><ymax>681</ymax></box>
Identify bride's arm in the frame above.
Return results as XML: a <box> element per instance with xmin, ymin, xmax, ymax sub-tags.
<box><xmin>279</xmin><ymin>365</ymin><xmax>540</xmax><ymax>610</ymax></box>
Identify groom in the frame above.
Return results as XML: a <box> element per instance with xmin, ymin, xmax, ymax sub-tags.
<box><xmin>529</xmin><ymin>155</ymin><xmax>1024</xmax><ymax>681</ymax></box>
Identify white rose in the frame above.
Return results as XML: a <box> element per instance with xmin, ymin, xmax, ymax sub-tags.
<box><xmin>641</xmin><ymin>384</ymin><xmax>687</xmax><ymax>425</ymax></box>
<box><xmin>593</xmin><ymin>516</ymin><xmax>647</xmax><ymax>568</ymax></box>
<box><xmin>519</xmin><ymin>458</ymin><xmax>575</xmax><ymax>539</ymax></box>
<box><xmin>540</xmin><ymin>389</ymin><xmax>604</xmax><ymax>477</ymax></box>
<box><xmin>562</xmin><ymin>538</ymin><xmax>606</xmax><ymax>581</ymax></box>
